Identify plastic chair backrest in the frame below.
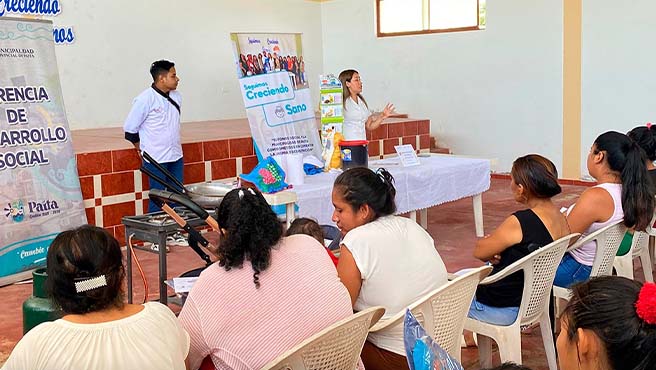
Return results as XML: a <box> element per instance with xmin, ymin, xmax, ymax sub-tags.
<box><xmin>481</xmin><ymin>233</ymin><xmax>579</xmax><ymax>325</ymax></box>
<box><xmin>260</xmin><ymin>306</ymin><xmax>385</xmax><ymax>370</ymax></box>
<box><xmin>630</xmin><ymin>213</ymin><xmax>655</xmax><ymax>257</ymax></box>
<box><xmin>417</xmin><ymin>265</ymin><xmax>492</xmax><ymax>359</ymax></box>
<box><xmin>569</xmin><ymin>219</ymin><xmax>626</xmax><ymax>277</ymax></box>
<box><xmin>367</xmin><ymin>266</ymin><xmax>492</xmax><ymax>361</ymax></box>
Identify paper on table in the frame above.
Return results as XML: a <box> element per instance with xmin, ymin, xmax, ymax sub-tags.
<box><xmin>394</xmin><ymin>144</ymin><xmax>420</xmax><ymax>167</ymax></box>
<box><xmin>171</xmin><ymin>277</ymin><xmax>199</xmax><ymax>293</ymax></box>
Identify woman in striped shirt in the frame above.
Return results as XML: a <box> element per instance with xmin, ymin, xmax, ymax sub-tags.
<box><xmin>178</xmin><ymin>187</ymin><xmax>354</xmax><ymax>370</ymax></box>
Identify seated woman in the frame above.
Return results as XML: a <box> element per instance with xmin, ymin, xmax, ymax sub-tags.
<box><xmin>554</xmin><ymin>131</ymin><xmax>654</xmax><ymax>288</ymax></box>
<box><xmin>557</xmin><ymin>276</ymin><xmax>656</xmax><ymax>370</ymax></box>
<box><xmin>2</xmin><ymin>225</ymin><xmax>189</xmax><ymax>370</ymax></box>
<box><xmin>615</xmin><ymin>124</ymin><xmax>656</xmax><ymax>257</ymax></box>
<box><xmin>469</xmin><ymin>154</ymin><xmax>570</xmax><ymax>325</ymax></box>
<box><xmin>178</xmin><ymin>187</ymin><xmax>354</xmax><ymax>370</ymax></box>
<box><xmin>333</xmin><ymin>167</ymin><xmax>448</xmax><ymax>370</ymax></box>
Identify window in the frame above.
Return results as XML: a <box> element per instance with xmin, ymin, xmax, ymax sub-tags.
<box><xmin>376</xmin><ymin>0</ymin><xmax>486</xmax><ymax>37</ymax></box>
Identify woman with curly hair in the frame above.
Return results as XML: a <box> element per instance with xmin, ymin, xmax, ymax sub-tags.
<box><xmin>178</xmin><ymin>187</ymin><xmax>354</xmax><ymax>370</ymax></box>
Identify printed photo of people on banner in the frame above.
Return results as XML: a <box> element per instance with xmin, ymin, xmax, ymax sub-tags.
<box><xmin>235</xmin><ymin>34</ymin><xmax>308</xmax><ymax>90</ymax></box>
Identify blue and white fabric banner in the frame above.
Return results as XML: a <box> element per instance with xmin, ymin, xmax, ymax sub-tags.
<box><xmin>0</xmin><ymin>17</ymin><xmax>86</xmax><ymax>285</ymax></box>
<box><xmin>231</xmin><ymin>33</ymin><xmax>322</xmax><ymax>160</ymax></box>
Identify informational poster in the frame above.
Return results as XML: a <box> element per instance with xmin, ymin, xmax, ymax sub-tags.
<box><xmin>0</xmin><ymin>17</ymin><xmax>86</xmax><ymax>286</ymax></box>
<box><xmin>230</xmin><ymin>33</ymin><xmax>322</xmax><ymax>160</ymax></box>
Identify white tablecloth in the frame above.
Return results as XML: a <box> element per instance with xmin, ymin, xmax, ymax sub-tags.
<box><xmin>293</xmin><ymin>155</ymin><xmax>491</xmax><ymax>225</ymax></box>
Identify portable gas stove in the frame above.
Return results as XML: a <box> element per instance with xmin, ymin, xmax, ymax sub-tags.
<box><xmin>122</xmin><ymin>207</ymin><xmax>216</xmax><ymax>305</ymax></box>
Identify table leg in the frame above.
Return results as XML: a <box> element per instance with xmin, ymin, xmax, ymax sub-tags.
<box><xmin>286</xmin><ymin>203</ymin><xmax>295</xmax><ymax>229</ymax></box>
<box><xmin>473</xmin><ymin>193</ymin><xmax>484</xmax><ymax>237</ymax></box>
<box><xmin>125</xmin><ymin>231</ymin><xmax>133</xmax><ymax>304</ymax></box>
<box><xmin>409</xmin><ymin>211</ymin><xmax>417</xmax><ymax>223</ymax></box>
<box><xmin>420</xmin><ymin>209</ymin><xmax>428</xmax><ymax>229</ymax></box>
<box><xmin>159</xmin><ymin>233</ymin><xmax>167</xmax><ymax>305</ymax></box>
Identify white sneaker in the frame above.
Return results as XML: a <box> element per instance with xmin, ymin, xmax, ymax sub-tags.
<box><xmin>148</xmin><ymin>243</ymin><xmax>170</xmax><ymax>253</ymax></box>
<box><xmin>167</xmin><ymin>232</ymin><xmax>189</xmax><ymax>247</ymax></box>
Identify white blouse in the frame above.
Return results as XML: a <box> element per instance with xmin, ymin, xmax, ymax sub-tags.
<box><xmin>342</xmin><ymin>96</ymin><xmax>371</xmax><ymax>141</ymax></box>
<box><xmin>1</xmin><ymin>302</ymin><xmax>189</xmax><ymax>370</ymax></box>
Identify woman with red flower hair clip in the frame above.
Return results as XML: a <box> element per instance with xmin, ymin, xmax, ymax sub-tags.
<box><xmin>556</xmin><ymin>276</ymin><xmax>656</xmax><ymax>370</ymax></box>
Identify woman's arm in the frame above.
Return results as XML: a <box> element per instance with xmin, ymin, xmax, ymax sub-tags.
<box><xmin>336</xmin><ymin>245</ymin><xmax>362</xmax><ymax>307</ymax></box>
<box><xmin>566</xmin><ymin>187</ymin><xmax>614</xmax><ymax>235</ymax></box>
<box><xmin>365</xmin><ymin>103</ymin><xmax>395</xmax><ymax>131</ymax></box>
<box><xmin>473</xmin><ymin>215</ymin><xmax>522</xmax><ymax>262</ymax></box>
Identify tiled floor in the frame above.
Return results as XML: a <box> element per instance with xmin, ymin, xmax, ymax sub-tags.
<box><xmin>0</xmin><ymin>178</ymin><xmax>648</xmax><ymax>368</ymax></box>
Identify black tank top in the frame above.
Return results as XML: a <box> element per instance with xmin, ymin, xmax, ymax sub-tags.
<box><xmin>476</xmin><ymin>209</ymin><xmax>553</xmax><ymax>307</ymax></box>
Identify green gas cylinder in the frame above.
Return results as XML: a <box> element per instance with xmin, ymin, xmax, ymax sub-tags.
<box><xmin>22</xmin><ymin>268</ymin><xmax>62</xmax><ymax>334</ymax></box>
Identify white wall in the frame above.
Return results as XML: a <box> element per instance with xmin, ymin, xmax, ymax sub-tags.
<box><xmin>53</xmin><ymin>0</ymin><xmax>324</xmax><ymax>129</ymax></box>
<box><xmin>320</xmin><ymin>0</ymin><xmax>564</xmax><ymax>173</ymax></box>
<box><xmin>580</xmin><ymin>0</ymin><xmax>656</xmax><ymax>177</ymax></box>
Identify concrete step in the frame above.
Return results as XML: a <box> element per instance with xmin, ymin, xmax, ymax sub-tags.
<box><xmin>430</xmin><ymin>136</ymin><xmax>451</xmax><ymax>154</ymax></box>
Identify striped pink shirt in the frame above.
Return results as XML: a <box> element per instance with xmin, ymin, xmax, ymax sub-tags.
<box><xmin>178</xmin><ymin>235</ymin><xmax>354</xmax><ymax>370</ymax></box>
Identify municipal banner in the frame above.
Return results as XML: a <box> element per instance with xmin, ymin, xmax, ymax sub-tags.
<box><xmin>0</xmin><ymin>17</ymin><xmax>86</xmax><ymax>285</ymax></box>
<box><xmin>231</xmin><ymin>33</ymin><xmax>322</xmax><ymax>160</ymax></box>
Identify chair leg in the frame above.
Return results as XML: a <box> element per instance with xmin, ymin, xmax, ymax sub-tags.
<box><xmin>640</xmin><ymin>248</ymin><xmax>654</xmax><ymax>282</ymax></box>
<box><xmin>554</xmin><ymin>295</ymin><xmax>567</xmax><ymax>319</ymax></box>
<box><xmin>540</xmin><ymin>314</ymin><xmax>558</xmax><ymax>370</ymax></box>
<box><xmin>497</xmin><ymin>330</ymin><xmax>522</xmax><ymax>365</ymax></box>
<box><xmin>614</xmin><ymin>255</ymin><xmax>634</xmax><ymax>279</ymax></box>
<box><xmin>477</xmin><ymin>334</ymin><xmax>494</xmax><ymax>369</ymax></box>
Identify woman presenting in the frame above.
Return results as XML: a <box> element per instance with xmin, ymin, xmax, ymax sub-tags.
<box><xmin>338</xmin><ymin>69</ymin><xmax>395</xmax><ymax>140</ymax></box>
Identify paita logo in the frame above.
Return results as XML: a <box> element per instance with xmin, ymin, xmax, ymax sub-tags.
<box><xmin>4</xmin><ymin>200</ymin><xmax>24</xmax><ymax>222</ymax></box>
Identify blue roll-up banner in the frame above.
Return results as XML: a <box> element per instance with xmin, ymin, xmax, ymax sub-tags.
<box><xmin>0</xmin><ymin>17</ymin><xmax>86</xmax><ymax>286</ymax></box>
<box><xmin>230</xmin><ymin>33</ymin><xmax>322</xmax><ymax>161</ymax></box>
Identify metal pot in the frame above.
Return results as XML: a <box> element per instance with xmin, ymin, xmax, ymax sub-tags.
<box><xmin>186</xmin><ymin>182</ymin><xmax>233</xmax><ymax>208</ymax></box>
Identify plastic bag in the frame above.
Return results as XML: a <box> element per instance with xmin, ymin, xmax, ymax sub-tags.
<box><xmin>240</xmin><ymin>156</ymin><xmax>289</xmax><ymax>194</ymax></box>
<box><xmin>403</xmin><ymin>310</ymin><xmax>464</xmax><ymax>370</ymax></box>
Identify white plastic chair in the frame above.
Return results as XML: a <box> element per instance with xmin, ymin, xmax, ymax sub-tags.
<box><xmin>464</xmin><ymin>233</ymin><xmax>580</xmax><ymax>370</ymax></box>
<box><xmin>613</xmin><ymin>217</ymin><xmax>654</xmax><ymax>282</ymax></box>
<box><xmin>553</xmin><ymin>219</ymin><xmax>626</xmax><ymax>314</ymax></box>
<box><xmin>368</xmin><ymin>265</ymin><xmax>493</xmax><ymax>362</ymax></box>
<box><xmin>260</xmin><ymin>306</ymin><xmax>385</xmax><ymax>370</ymax></box>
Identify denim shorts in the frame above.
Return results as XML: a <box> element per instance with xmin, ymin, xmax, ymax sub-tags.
<box><xmin>553</xmin><ymin>252</ymin><xmax>592</xmax><ymax>288</ymax></box>
<box><xmin>467</xmin><ymin>298</ymin><xmax>519</xmax><ymax>326</ymax></box>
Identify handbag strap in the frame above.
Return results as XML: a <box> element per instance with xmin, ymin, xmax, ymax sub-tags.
<box><xmin>151</xmin><ymin>84</ymin><xmax>180</xmax><ymax>113</ymax></box>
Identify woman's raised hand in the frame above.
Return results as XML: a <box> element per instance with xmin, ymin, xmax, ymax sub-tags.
<box><xmin>381</xmin><ymin>103</ymin><xmax>396</xmax><ymax>119</ymax></box>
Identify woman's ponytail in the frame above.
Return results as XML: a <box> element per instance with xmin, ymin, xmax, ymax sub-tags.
<box><xmin>216</xmin><ymin>187</ymin><xmax>282</xmax><ymax>288</ymax></box>
<box><xmin>376</xmin><ymin>168</ymin><xmax>397</xmax><ymax>216</ymax></box>
<box><xmin>621</xmin><ymin>140</ymin><xmax>655</xmax><ymax>231</ymax></box>
<box><xmin>596</xmin><ymin>131</ymin><xmax>655</xmax><ymax>231</ymax></box>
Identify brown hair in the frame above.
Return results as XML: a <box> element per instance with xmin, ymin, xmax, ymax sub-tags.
<box><xmin>285</xmin><ymin>217</ymin><xmax>324</xmax><ymax>244</ymax></box>
<box><xmin>45</xmin><ymin>225</ymin><xmax>125</xmax><ymax>314</ymax></box>
<box><xmin>338</xmin><ymin>69</ymin><xmax>368</xmax><ymax>110</ymax></box>
<box><xmin>510</xmin><ymin>154</ymin><xmax>561</xmax><ymax>199</ymax></box>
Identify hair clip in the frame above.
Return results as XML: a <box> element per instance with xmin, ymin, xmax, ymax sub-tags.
<box><xmin>635</xmin><ymin>282</ymin><xmax>656</xmax><ymax>325</ymax></box>
<box><xmin>74</xmin><ymin>275</ymin><xmax>107</xmax><ymax>293</ymax></box>
<box><xmin>647</xmin><ymin>122</ymin><xmax>653</xmax><ymax>129</ymax></box>
<box><xmin>247</xmin><ymin>188</ymin><xmax>256</xmax><ymax>195</ymax></box>
<box><xmin>238</xmin><ymin>189</ymin><xmax>245</xmax><ymax>200</ymax></box>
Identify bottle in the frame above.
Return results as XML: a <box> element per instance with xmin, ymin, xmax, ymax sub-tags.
<box><xmin>22</xmin><ymin>268</ymin><xmax>62</xmax><ymax>334</ymax></box>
